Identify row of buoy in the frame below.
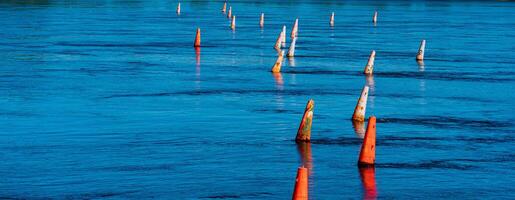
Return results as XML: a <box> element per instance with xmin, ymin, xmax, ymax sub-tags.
<box><xmin>179</xmin><ymin>2</ymin><xmax>427</xmax><ymax>199</ymax></box>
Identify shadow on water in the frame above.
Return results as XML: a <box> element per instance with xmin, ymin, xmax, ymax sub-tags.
<box><xmin>377</xmin><ymin>116</ymin><xmax>513</xmax><ymax>131</ymax></box>
<box><xmin>200</xmin><ymin>192</ymin><xmax>273</xmax><ymax>199</ymax></box>
<box><xmin>359</xmin><ymin>167</ymin><xmax>378</xmax><ymax>200</ymax></box>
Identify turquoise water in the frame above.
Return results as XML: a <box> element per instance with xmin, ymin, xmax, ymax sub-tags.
<box><xmin>1</xmin><ymin>0</ymin><xmax>514</xmax><ymax>199</ymax></box>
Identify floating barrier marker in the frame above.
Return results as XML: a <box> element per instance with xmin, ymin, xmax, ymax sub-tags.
<box><xmin>363</xmin><ymin>50</ymin><xmax>376</xmax><ymax>75</ymax></box>
<box><xmin>176</xmin><ymin>2</ymin><xmax>181</xmax><ymax>15</ymax></box>
<box><xmin>291</xmin><ymin>18</ymin><xmax>299</xmax><ymax>39</ymax></box>
<box><xmin>352</xmin><ymin>86</ymin><xmax>369</xmax><ymax>122</ymax></box>
<box><xmin>292</xmin><ymin>167</ymin><xmax>308</xmax><ymax>200</ymax></box>
<box><xmin>373</xmin><ymin>11</ymin><xmax>378</xmax><ymax>23</ymax></box>
<box><xmin>260</xmin><ymin>13</ymin><xmax>264</xmax><ymax>28</ymax></box>
<box><xmin>194</xmin><ymin>28</ymin><xmax>201</xmax><ymax>47</ymax></box>
<box><xmin>416</xmin><ymin>39</ymin><xmax>426</xmax><ymax>61</ymax></box>
<box><xmin>231</xmin><ymin>15</ymin><xmax>236</xmax><ymax>30</ymax></box>
<box><xmin>271</xmin><ymin>50</ymin><xmax>284</xmax><ymax>73</ymax></box>
<box><xmin>281</xmin><ymin>25</ymin><xmax>287</xmax><ymax>47</ymax></box>
<box><xmin>287</xmin><ymin>37</ymin><xmax>297</xmax><ymax>57</ymax></box>
<box><xmin>274</xmin><ymin>30</ymin><xmax>283</xmax><ymax>50</ymax></box>
<box><xmin>227</xmin><ymin>6</ymin><xmax>232</xmax><ymax>18</ymax></box>
<box><xmin>296</xmin><ymin>99</ymin><xmax>314</xmax><ymax>142</ymax></box>
<box><xmin>222</xmin><ymin>2</ymin><xmax>227</xmax><ymax>13</ymax></box>
<box><xmin>358</xmin><ymin>116</ymin><xmax>376</xmax><ymax>167</ymax></box>
<box><xmin>330</xmin><ymin>12</ymin><xmax>335</xmax><ymax>27</ymax></box>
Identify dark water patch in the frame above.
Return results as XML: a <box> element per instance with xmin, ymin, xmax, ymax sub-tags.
<box><xmin>310</xmin><ymin>137</ymin><xmax>363</xmax><ymax>145</ymax></box>
<box><xmin>63</xmin><ymin>190</ymin><xmax>138</xmax><ymax>199</ymax></box>
<box><xmin>376</xmin><ymin>160</ymin><xmax>475</xmax><ymax>170</ymax></box>
<box><xmin>201</xmin><ymin>192</ymin><xmax>273</xmax><ymax>199</ymax></box>
<box><xmin>99</xmin><ymin>164</ymin><xmax>175</xmax><ymax>172</ymax></box>
<box><xmin>374</xmin><ymin>71</ymin><xmax>514</xmax><ymax>83</ymax></box>
<box><xmin>377</xmin><ymin>116</ymin><xmax>513</xmax><ymax>131</ymax></box>
<box><xmin>457</xmin><ymin>135</ymin><xmax>514</xmax><ymax>145</ymax></box>
<box><xmin>103</xmin><ymin>88</ymin><xmax>354</xmax><ymax>99</ymax></box>
<box><xmin>252</xmin><ymin>108</ymin><xmax>301</xmax><ymax>114</ymax></box>
<box><xmin>283</xmin><ymin>70</ymin><xmax>360</xmax><ymax>76</ymax></box>
<box><xmin>381</xmin><ymin>136</ymin><xmax>444</xmax><ymax>141</ymax></box>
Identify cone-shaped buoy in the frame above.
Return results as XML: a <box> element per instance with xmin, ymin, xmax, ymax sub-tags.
<box><xmin>358</xmin><ymin>116</ymin><xmax>376</xmax><ymax>167</ymax></box>
<box><xmin>330</xmin><ymin>12</ymin><xmax>335</xmax><ymax>27</ymax></box>
<box><xmin>372</xmin><ymin>11</ymin><xmax>378</xmax><ymax>23</ymax></box>
<box><xmin>274</xmin><ymin>31</ymin><xmax>282</xmax><ymax>50</ymax></box>
<box><xmin>291</xmin><ymin>18</ymin><xmax>299</xmax><ymax>39</ymax></box>
<box><xmin>359</xmin><ymin>167</ymin><xmax>378</xmax><ymax>199</ymax></box>
<box><xmin>292</xmin><ymin>167</ymin><xmax>308</xmax><ymax>200</ymax></box>
<box><xmin>280</xmin><ymin>25</ymin><xmax>287</xmax><ymax>47</ymax></box>
<box><xmin>227</xmin><ymin>6</ymin><xmax>232</xmax><ymax>18</ymax></box>
<box><xmin>352</xmin><ymin>86</ymin><xmax>369</xmax><ymax>122</ymax></box>
<box><xmin>221</xmin><ymin>2</ymin><xmax>227</xmax><ymax>13</ymax></box>
<box><xmin>363</xmin><ymin>50</ymin><xmax>376</xmax><ymax>75</ymax></box>
<box><xmin>271</xmin><ymin>50</ymin><xmax>284</xmax><ymax>73</ymax></box>
<box><xmin>287</xmin><ymin>37</ymin><xmax>297</xmax><ymax>57</ymax></box>
<box><xmin>259</xmin><ymin>13</ymin><xmax>264</xmax><ymax>28</ymax></box>
<box><xmin>176</xmin><ymin>3</ymin><xmax>181</xmax><ymax>15</ymax></box>
<box><xmin>194</xmin><ymin>28</ymin><xmax>201</xmax><ymax>47</ymax></box>
<box><xmin>295</xmin><ymin>99</ymin><xmax>314</xmax><ymax>142</ymax></box>
<box><xmin>230</xmin><ymin>15</ymin><xmax>236</xmax><ymax>30</ymax></box>
<box><xmin>416</xmin><ymin>39</ymin><xmax>426</xmax><ymax>61</ymax></box>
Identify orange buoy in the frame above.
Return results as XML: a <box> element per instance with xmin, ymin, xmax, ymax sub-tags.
<box><xmin>416</xmin><ymin>39</ymin><xmax>426</xmax><ymax>61</ymax></box>
<box><xmin>330</xmin><ymin>12</ymin><xmax>335</xmax><ymax>27</ymax></box>
<box><xmin>291</xmin><ymin>18</ymin><xmax>298</xmax><ymax>39</ymax></box>
<box><xmin>363</xmin><ymin>50</ymin><xmax>376</xmax><ymax>75</ymax></box>
<box><xmin>359</xmin><ymin>167</ymin><xmax>378</xmax><ymax>199</ymax></box>
<box><xmin>227</xmin><ymin>6</ymin><xmax>232</xmax><ymax>18</ymax></box>
<box><xmin>287</xmin><ymin>37</ymin><xmax>297</xmax><ymax>57</ymax></box>
<box><xmin>281</xmin><ymin>25</ymin><xmax>287</xmax><ymax>47</ymax></box>
<box><xmin>372</xmin><ymin>11</ymin><xmax>377</xmax><ymax>23</ymax></box>
<box><xmin>292</xmin><ymin>167</ymin><xmax>308</xmax><ymax>200</ymax></box>
<box><xmin>295</xmin><ymin>99</ymin><xmax>314</xmax><ymax>142</ymax></box>
<box><xmin>358</xmin><ymin>116</ymin><xmax>376</xmax><ymax>167</ymax></box>
<box><xmin>231</xmin><ymin>15</ymin><xmax>236</xmax><ymax>30</ymax></box>
<box><xmin>260</xmin><ymin>13</ymin><xmax>264</xmax><ymax>28</ymax></box>
<box><xmin>271</xmin><ymin>50</ymin><xmax>284</xmax><ymax>73</ymax></box>
<box><xmin>194</xmin><ymin>28</ymin><xmax>201</xmax><ymax>47</ymax></box>
<box><xmin>274</xmin><ymin>31</ymin><xmax>282</xmax><ymax>50</ymax></box>
<box><xmin>221</xmin><ymin>2</ymin><xmax>227</xmax><ymax>13</ymax></box>
<box><xmin>176</xmin><ymin>2</ymin><xmax>181</xmax><ymax>15</ymax></box>
<box><xmin>352</xmin><ymin>85</ymin><xmax>369</xmax><ymax>122</ymax></box>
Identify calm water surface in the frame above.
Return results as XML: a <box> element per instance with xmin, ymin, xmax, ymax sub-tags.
<box><xmin>1</xmin><ymin>0</ymin><xmax>514</xmax><ymax>199</ymax></box>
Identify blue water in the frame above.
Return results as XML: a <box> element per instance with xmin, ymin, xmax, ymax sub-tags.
<box><xmin>1</xmin><ymin>0</ymin><xmax>514</xmax><ymax>199</ymax></box>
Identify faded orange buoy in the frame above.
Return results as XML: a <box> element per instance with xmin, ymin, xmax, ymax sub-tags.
<box><xmin>227</xmin><ymin>6</ymin><xmax>232</xmax><ymax>18</ymax></box>
<box><xmin>291</xmin><ymin>18</ymin><xmax>299</xmax><ymax>39</ymax></box>
<box><xmin>231</xmin><ymin>15</ymin><xmax>236</xmax><ymax>30</ymax></box>
<box><xmin>358</xmin><ymin>116</ymin><xmax>376</xmax><ymax>167</ymax></box>
<box><xmin>363</xmin><ymin>50</ymin><xmax>376</xmax><ymax>75</ymax></box>
<box><xmin>194</xmin><ymin>28</ymin><xmax>201</xmax><ymax>47</ymax></box>
<box><xmin>287</xmin><ymin>37</ymin><xmax>297</xmax><ymax>57</ymax></box>
<box><xmin>373</xmin><ymin>11</ymin><xmax>377</xmax><ymax>23</ymax></box>
<box><xmin>221</xmin><ymin>2</ymin><xmax>227</xmax><ymax>13</ymax></box>
<box><xmin>281</xmin><ymin>25</ymin><xmax>287</xmax><ymax>47</ymax></box>
<box><xmin>274</xmin><ymin>30</ymin><xmax>283</xmax><ymax>50</ymax></box>
<box><xmin>176</xmin><ymin>2</ymin><xmax>181</xmax><ymax>15</ymax></box>
<box><xmin>292</xmin><ymin>167</ymin><xmax>308</xmax><ymax>200</ymax></box>
<box><xmin>271</xmin><ymin>50</ymin><xmax>284</xmax><ymax>73</ymax></box>
<box><xmin>330</xmin><ymin>12</ymin><xmax>335</xmax><ymax>27</ymax></box>
<box><xmin>352</xmin><ymin>86</ymin><xmax>369</xmax><ymax>122</ymax></box>
<box><xmin>416</xmin><ymin>39</ymin><xmax>426</xmax><ymax>61</ymax></box>
<box><xmin>296</xmin><ymin>99</ymin><xmax>314</xmax><ymax>142</ymax></box>
<box><xmin>259</xmin><ymin>13</ymin><xmax>264</xmax><ymax>28</ymax></box>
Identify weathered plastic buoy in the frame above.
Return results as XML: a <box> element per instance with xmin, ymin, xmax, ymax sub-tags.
<box><xmin>227</xmin><ymin>6</ymin><xmax>232</xmax><ymax>18</ymax></box>
<box><xmin>373</xmin><ymin>11</ymin><xmax>378</xmax><ymax>23</ymax></box>
<box><xmin>274</xmin><ymin>30</ymin><xmax>283</xmax><ymax>50</ymax></box>
<box><xmin>330</xmin><ymin>12</ymin><xmax>335</xmax><ymax>27</ymax></box>
<box><xmin>358</xmin><ymin>116</ymin><xmax>376</xmax><ymax>167</ymax></box>
<box><xmin>221</xmin><ymin>2</ymin><xmax>227</xmax><ymax>13</ymax></box>
<box><xmin>291</xmin><ymin>18</ymin><xmax>299</xmax><ymax>39</ymax></box>
<box><xmin>176</xmin><ymin>3</ymin><xmax>181</xmax><ymax>15</ymax></box>
<box><xmin>287</xmin><ymin>38</ymin><xmax>297</xmax><ymax>57</ymax></box>
<box><xmin>231</xmin><ymin>15</ymin><xmax>236</xmax><ymax>30</ymax></box>
<box><xmin>259</xmin><ymin>13</ymin><xmax>264</xmax><ymax>28</ymax></box>
<box><xmin>296</xmin><ymin>99</ymin><xmax>314</xmax><ymax>142</ymax></box>
<box><xmin>352</xmin><ymin>86</ymin><xmax>369</xmax><ymax>122</ymax></box>
<box><xmin>292</xmin><ymin>167</ymin><xmax>308</xmax><ymax>200</ymax></box>
<box><xmin>363</xmin><ymin>50</ymin><xmax>376</xmax><ymax>75</ymax></box>
<box><xmin>271</xmin><ymin>50</ymin><xmax>284</xmax><ymax>73</ymax></box>
<box><xmin>416</xmin><ymin>39</ymin><xmax>426</xmax><ymax>61</ymax></box>
<box><xmin>281</xmin><ymin>25</ymin><xmax>287</xmax><ymax>47</ymax></box>
<box><xmin>194</xmin><ymin>28</ymin><xmax>201</xmax><ymax>47</ymax></box>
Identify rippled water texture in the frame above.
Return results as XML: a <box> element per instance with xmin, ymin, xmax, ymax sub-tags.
<box><xmin>1</xmin><ymin>0</ymin><xmax>514</xmax><ymax>199</ymax></box>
